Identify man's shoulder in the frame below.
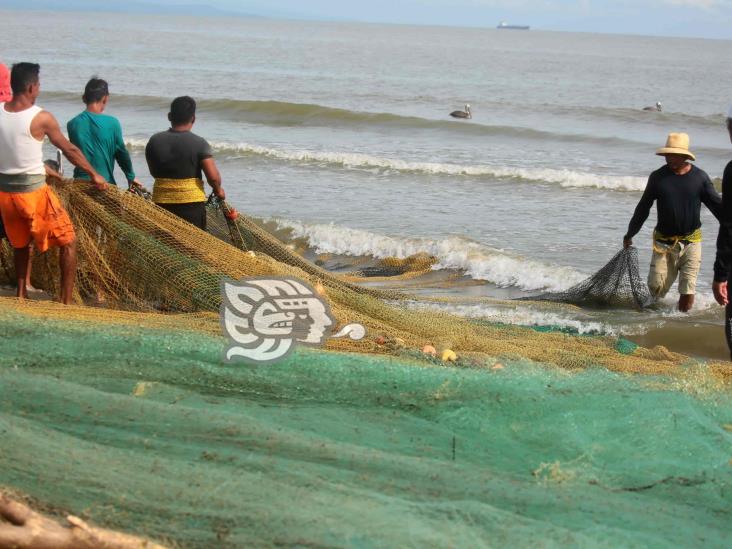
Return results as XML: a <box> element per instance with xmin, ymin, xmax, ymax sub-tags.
<box><xmin>2</xmin><ymin>102</ymin><xmax>43</xmax><ymax>114</ymax></box>
<box><xmin>147</xmin><ymin>130</ymin><xmax>171</xmax><ymax>143</ymax></box>
<box><xmin>67</xmin><ymin>111</ymin><xmax>87</xmax><ymax>128</ymax></box>
<box><xmin>186</xmin><ymin>131</ymin><xmax>210</xmax><ymax>144</ymax></box>
<box><xmin>97</xmin><ymin>112</ymin><xmax>121</xmax><ymax>126</ymax></box>
<box><xmin>689</xmin><ymin>164</ymin><xmax>712</xmax><ymax>181</ymax></box>
<box><xmin>147</xmin><ymin>130</ymin><xmax>210</xmax><ymax>151</ymax></box>
<box><xmin>648</xmin><ymin>165</ymin><xmax>669</xmax><ymax>182</ymax></box>
<box><xmin>182</xmin><ymin>131</ymin><xmax>212</xmax><ymax>153</ymax></box>
<box><xmin>68</xmin><ymin>110</ymin><xmax>119</xmax><ymax>125</ymax></box>
<box><xmin>28</xmin><ymin>107</ymin><xmax>52</xmax><ymax>127</ymax></box>
<box><xmin>145</xmin><ymin>131</ymin><xmax>166</xmax><ymax>153</ymax></box>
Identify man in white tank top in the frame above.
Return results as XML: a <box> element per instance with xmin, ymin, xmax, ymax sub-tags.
<box><xmin>0</xmin><ymin>62</ymin><xmax>109</xmax><ymax>304</ymax></box>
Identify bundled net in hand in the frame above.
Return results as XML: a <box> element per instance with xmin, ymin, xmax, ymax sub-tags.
<box><xmin>523</xmin><ymin>247</ymin><xmax>654</xmax><ymax>309</ymax></box>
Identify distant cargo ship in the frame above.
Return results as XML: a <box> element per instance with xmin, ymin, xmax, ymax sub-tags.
<box><xmin>497</xmin><ymin>21</ymin><xmax>530</xmax><ymax>30</ymax></box>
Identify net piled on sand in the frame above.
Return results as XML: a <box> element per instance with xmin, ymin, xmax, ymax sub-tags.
<box><xmin>1</xmin><ymin>306</ymin><xmax>731</xmax><ymax>547</ymax></box>
<box><xmin>2</xmin><ymin>179</ymin><xmax>732</xmax><ymax>547</ymax></box>
<box><xmin>0</xmin><ymin>177</ymin><xmax>728</xmax><ymax>377</ymax></box>
<box><xmin>522</xmin><ymin>247</ymin><xmax>654</xmax><ymax>309</ymax></box>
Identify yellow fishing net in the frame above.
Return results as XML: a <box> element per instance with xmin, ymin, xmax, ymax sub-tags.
<box><xmin>0</xmin><ymin>176</ymin><xmax>729</xmax><ymax>380</ymax></box>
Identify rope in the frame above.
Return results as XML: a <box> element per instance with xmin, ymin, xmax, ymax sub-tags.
<box><xmin>207</xmin><ymin>194</ymin><xmax>248</xmax><ymax>251</ymax></box>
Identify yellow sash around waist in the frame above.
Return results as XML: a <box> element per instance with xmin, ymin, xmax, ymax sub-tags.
<box><xmin>152</xmin><ymin>177</ymin><xmax>205</xmax><ymax>204</ymax></box>
<box><xmin>653</xmin><ymin>228</ymin><xmax>702</xmax><ymax>253</ymax></box>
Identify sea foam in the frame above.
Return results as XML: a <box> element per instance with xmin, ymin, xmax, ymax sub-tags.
<box><xmin>127</xmin><ymin>138</ymin><xmax>647</xmax><ymax>191</ymax></box>
<box><xmin>276</xmin><ymin>219</ymin><xmax>587</xmax><ymax>292</ymax></box>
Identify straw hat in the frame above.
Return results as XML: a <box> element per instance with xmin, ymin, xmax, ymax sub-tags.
<box><xmin>655</xmin><ymin>132</ymin><xmax>695</xmax><ymax>161</ymax></box>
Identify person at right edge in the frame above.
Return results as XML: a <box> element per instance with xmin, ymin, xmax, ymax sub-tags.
<box><xmin>624</xmin><ymin>132</ymin><xmax>721</xmax><ymax>312</ymax></box>
<box><xmin>712</xmin><ymin>106</ymin><xmax>732</xmax><ymax>360</ymax></box>
<box><xmin>145</xmin><ymin>96</ymin><xmax>225</xmax><ymax>229</ymax></box>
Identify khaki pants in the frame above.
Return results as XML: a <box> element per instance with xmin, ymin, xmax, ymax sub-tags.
<box><xmin>648</xmin><ymin>241</ymin><xmax>701</xmax><ymax>297</ymax></box>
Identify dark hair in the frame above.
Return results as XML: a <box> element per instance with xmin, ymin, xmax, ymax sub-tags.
<box><xmin>169</xmin><ymin>96</ymin><xmax>196</xmax><ymax>125</ymax></box>
<box><xmin>10</xmin><ymin>62</ymin><xmax>40</xmax><ymax>95</ymax></box>
<box><xmin>82</xmin><ymin>77</ymin><xmax>109</xmax><ymax>104</ymax></box>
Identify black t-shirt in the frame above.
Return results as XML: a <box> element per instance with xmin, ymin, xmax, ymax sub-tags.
<box><xmin>714</xmin><ymin>160</ymin><xmax>732</xmax><ymax>281</ymax></box>
<box><xmin>145</xmin><ymin>129</ymin><xmax>212</xmax><ymax>180</ymax></box>
<box><xmin>625</xmin><ymin>164</ymin><xmax>721</xmax><ymax>240</ymax></box>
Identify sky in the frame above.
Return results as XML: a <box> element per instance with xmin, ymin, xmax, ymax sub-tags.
<box><xmin>148</xmin><ymin>0</ymin><xmax>732</xmax><ymax>38</ymax></box>
<box><xmin>1</xmin><ymin>0</ymin><xmax>731</xmax><ymax>39</ymax></box>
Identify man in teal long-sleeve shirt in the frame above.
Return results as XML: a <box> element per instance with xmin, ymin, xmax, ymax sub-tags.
<box><xmin>67</xmin><ymin>77</ymin><xmax>142</xmax><ymax>188</ymax></box>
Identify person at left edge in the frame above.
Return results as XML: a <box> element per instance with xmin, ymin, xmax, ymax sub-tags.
<box><xmin>0</xmin><ymin>62</ymin><xmax>11</xmax><ymax>243</ymax></box>
<box><xmin>0</xmin><ymin>60</ymin><xmax>50</xmax><ymax>292</ymax></box>
<box><xmin>0</xmin><ymin>62</ymin><xmax>109</xmax><ymax>304</ymax></box>
<box><xmin>0</xmin><ymin>62</ymin><xmax>11</xmax><ymax>103</ymax></box>
<box><xmin>67</xmin><ymin>77</ymin><xmax>143</xmax><ymax>189</ymax></box>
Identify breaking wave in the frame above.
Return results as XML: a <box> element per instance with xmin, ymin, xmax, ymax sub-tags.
<box><xmin>405</xmin><ymin>301</ymin><xmax>621</xmax><ymax>336</ymax></box>
<box><xmin>274</xmin><ymin>219</ymin><xmax>587</xmax><ymax>292</ymax></box>
<box><xmin>126</xmin><ymin>138</ymin><xmax>647</xmax><ymax>191</ymax></box>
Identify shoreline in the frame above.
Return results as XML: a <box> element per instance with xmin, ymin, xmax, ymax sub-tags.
<box><xmin>2</xmin><ymin>280</ymin><xmax>728</xmax><ymax>362</ymax></box>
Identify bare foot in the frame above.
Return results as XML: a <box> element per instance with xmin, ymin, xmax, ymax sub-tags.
<box><xmin>678</xmin><ymin>294</ymin><xmax>694</xmax><ymax>312</ymax></box>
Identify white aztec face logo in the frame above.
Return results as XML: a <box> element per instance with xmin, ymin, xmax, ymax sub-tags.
<box><xmin>221</xmin><ymin>277</ymin><xmax>365</xmax><ymax>364</ymax></box>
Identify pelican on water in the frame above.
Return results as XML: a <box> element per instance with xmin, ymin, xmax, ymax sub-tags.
<box><xmin>643</xmin><ymin>101</ymin><xmax>662</xmax><ymax>112</ymax></box>
<box><xmin>450</xmin><ymin>104</ymin><xmax>471</xmax><ymax>119</ymax></box>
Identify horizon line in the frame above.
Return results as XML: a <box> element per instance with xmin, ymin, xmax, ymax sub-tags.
<box><xmin>0</xmin><ymin>4</ymin><xmax>729</xmax><ymax>43</ymax></box>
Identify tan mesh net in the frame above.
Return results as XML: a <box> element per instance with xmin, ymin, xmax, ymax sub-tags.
<box><xmin>1</xmin><ymin>176</ymin><xmax>729</xmax><ymax>381</ymax></box>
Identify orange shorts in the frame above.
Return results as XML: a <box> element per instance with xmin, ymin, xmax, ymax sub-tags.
<box><xmin>0</xmin><ymin>185</ymin><xmax>76</xmax><ymax>252</ymax></box>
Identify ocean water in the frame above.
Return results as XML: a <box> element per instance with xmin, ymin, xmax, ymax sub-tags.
<box><xmin>2</xmin><ymin>9</ymin><xmax>732</xmax><ymax>358</ymax></box>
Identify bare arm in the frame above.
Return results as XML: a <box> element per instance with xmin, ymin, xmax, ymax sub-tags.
<box><xmin>201</xmin><ymin>157</ymin><xmax>224</xmax><ymax>199</ymax></box>
<box><xmin>32</xmin><ymin>111</ymin><xmax>108</xmax><ymax>190</ymax></box>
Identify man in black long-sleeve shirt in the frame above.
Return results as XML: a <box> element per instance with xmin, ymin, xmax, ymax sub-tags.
<box><xmin>712</xmin><ymin>109</ymin><xmax>732</xmax><ymax>358</ymax></box>
<box><xmin>624</xmin><ymin>132</ymin><xmax>721</xmax><ymax>312</ymax></box>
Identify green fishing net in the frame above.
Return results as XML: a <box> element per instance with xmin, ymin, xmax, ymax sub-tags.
<box><xmin>1</xmin><ymin>307</ymin><xmax>731</xmax><ymax>547</ymax></box>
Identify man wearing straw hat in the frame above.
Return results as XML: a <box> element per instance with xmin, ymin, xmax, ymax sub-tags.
<box><xmin>624</xmin><ymin>132</ymin><xmax>721</xmax><ymax>312</ymax></box>
<box><xmin>712</xmin><ymin>107</ymin><xmax>732</xmax><ymax>358</ymax></box>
